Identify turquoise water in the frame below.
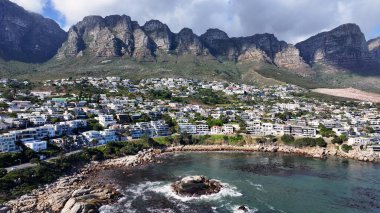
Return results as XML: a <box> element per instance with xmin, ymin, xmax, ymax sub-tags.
<box><xmin>100</xmin><ymin>152</ymin><xmax>380</xmax><ymax>213</ymax></box>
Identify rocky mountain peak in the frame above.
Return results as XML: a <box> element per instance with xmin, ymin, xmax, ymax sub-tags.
<box><xmin>143</xmin><ymin>20</ymin><xmax>168</xmax><ymax>32</ymax></box>
<box><xmin>142</xmin><ymin>20</ymin><xmax>174</xmax><ymax>51</ymax></box>
<box><xmin>295</xmin><ymin>23</ymin><xmax>374</xmax><ymax>70</ymax></box>
<box><xmin>368</xmin><ymin>37</ymin><xmax>380</xmax><ymax>63</ymax></box>
<box><xmin>233</xmin><ymin>33</ymin><xmax>287</xmax><ymax>60</ymax></box>
<box><xmin>368</xmin><ymin>37</ymin><xmax>380</xmax><ymax>51</ymax></box>
<box><xmin>175</xmin><ymin>28</ymin><xmax>208</xmax><ymax>55</ymax></box>
<box><xmin>0</xmin><ymin>0</ymin><xmax>67</xmax><ymax>63</ymax></box>
<box><xmin>200</xmin><ymin>29</ymin><xmax>229</xmax><ymax>41</ymax></box>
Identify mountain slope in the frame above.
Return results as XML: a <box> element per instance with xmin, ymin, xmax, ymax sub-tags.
<box><xmin>0</xmin><ymin>0</ymin><xmax>67</xmax><ymax>63</ymax></box>
<box><xmin>1</xmin><ymin>0</ymin><xmax>380</xmax><ymax>92</ymax></box>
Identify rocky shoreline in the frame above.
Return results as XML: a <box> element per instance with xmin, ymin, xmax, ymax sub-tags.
<box><xmin>163</xmin><ymin>144</ymin><xmax>380</xmax><ymax>162</ymax></box>
<box><xmin>0</xmin><ymin>149</ymin><xmax>158</xmax><ymax>213</ymax></box>
<box><xmin>1</xmin><ymin>144</ymin><xmax>378</xmax><ymax>213</ymax></box>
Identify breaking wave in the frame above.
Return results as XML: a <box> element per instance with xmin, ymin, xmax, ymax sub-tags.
<box><xmin>150</xmin><ymin>180</ymin><xmax>242</xmax><ymax>202</ymax></box>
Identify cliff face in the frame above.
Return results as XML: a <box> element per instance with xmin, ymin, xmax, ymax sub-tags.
<box><xmin>0</xmin><ymin>0</ymin><xmax>67</xmax><ymax>63</ymax></box>
<box><xmin>174</xmin><ymin>28</ymin><xmax>209</xmax><ymax>56</ymax></box>
<box><xmin>58</xmin><ymin>16</ymin><xmax>210</xmax><ymax>60</ymax></box>
<box><xmin>274</xmin><ymin>45</ymin><xmax>313</xmax><ymax>76</ymax></box>
<box><xmin>200</xmin><ymin>29</ymin><xmax>238</xmax><ymax>60</ymax></box>
<box><xmin>57</xmin><ymin>15</ymin><xmax>312</xmax><ymax>72</ymax></box>
<box><xmin>142</xmin><ymin>20</ymin><xmax>174</xmax><ymax>52</ymax></box>
<box><xmin>295</xmin><ymin>24</ymin><xmax>376</xmax><ymax>71</ymax></box>
<box><xmin>368</xmin><ymin>37</ymin><xmax>380</xmax><ymax>61</ymax></box>
<box><xmin>57</xmin><ymin>15</ymin><xmax>136</xmax><ymax>59</ymax></box>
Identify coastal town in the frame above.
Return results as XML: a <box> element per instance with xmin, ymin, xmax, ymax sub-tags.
<box><xmin>0</xmin><ymin>76</ymin><xmax>380</xmax><ymax>162</ymax></box>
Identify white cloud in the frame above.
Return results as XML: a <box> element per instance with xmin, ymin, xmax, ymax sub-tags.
<box><xmin>45</xmin><ymin>0</ymin><xmax>380</xmax><ymax>43</ymax></box>
<box><xmin>10</xmin><ymin>0</ymin><xmax>47</xmax><ymax>13</ymax></box>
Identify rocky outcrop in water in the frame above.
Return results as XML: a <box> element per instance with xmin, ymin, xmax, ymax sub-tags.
<box><xmin>237</xmin><ymin>206</ymin><xmax>249</xmax><ymax>212</ymax></box>
<box><xmin>0</xmin><ymin>0</ymin><xmax>67</xmax><ymax>63</ymax></box>
<box><xmin>172</xmin><ymin>175</ymin><xmax>222</xmax><ymax>197</ymax></box>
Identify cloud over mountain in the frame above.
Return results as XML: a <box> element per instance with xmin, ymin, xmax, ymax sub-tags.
<box><xmin>10</xmin><ymin>0</ymin><xmax>380</xmax><ymax>43</ymax></box>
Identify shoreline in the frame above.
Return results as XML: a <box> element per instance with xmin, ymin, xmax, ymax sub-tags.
<box><xmin>1</xmin><ymin>144</ymin><xmax>379</xmax><ymax>212</ymax></box>
<box><xmin>162</xmin><ymin>144</ymin><xmax>380</xmax><ymax>162</ymax></box>
<box><xmin>0</xmin><ymin>150</ymin><xmax>159</xmax><ymax>213</ymax></box>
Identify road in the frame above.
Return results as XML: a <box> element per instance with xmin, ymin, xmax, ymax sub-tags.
<box><xmin>5</xmin><ymin>149</ymin><xmax>83</xmax><ymax>172</ymax></box>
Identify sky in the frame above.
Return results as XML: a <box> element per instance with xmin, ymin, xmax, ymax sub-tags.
<box><xmin>9</xmin><ymin>0</ymin><xmax>380</xmax><ymax>44</ymax></box>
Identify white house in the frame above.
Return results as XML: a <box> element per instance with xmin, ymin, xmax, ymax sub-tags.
<box><xmin>0</xmin><ymin>133</ymin><xmax>17</xmax><ymax>153</ymax></box>
<box><xmin>82</xmin><ymin>131</ymin><xmax>104</xmax><ymax>145</ymax></box>
<box><xmin>22</xmin><ymin>138</ymin><xmax>47</xmax><ymax>152</ymax></box>
<box><xmin>223</xmin><ymin>125</ymin><xmax>234</xmax><ymax>134</ymax></box>
<box><xmin>100</xmin><ymin>130</ymin><xmax>119</xmax><ymax>143</ymax></box>
<box><xmin>210</xmin><ymin>126</ymin><xmax>223</xmax><ymax>134</ymax></box>
<box><xmin>27</xmin><ymin>116</ymin><xmax>46</xmax><ymax>126</ymax></box>
<box><xmin>261</xmin><ymin>123</ymin><xmax>274</xmax><ymax>135</ymax></box>
<box><xmin>178</xmin><ymin>123</ymin><xmax>197</xmax><ymax>134</ymax></box>
<box><xmin>196</xmin><ymin>124</ymin><xmax>210</xmax><ymax>135</ymax></box>
<box><xmin>302</xmin><ymin>127</ymin><xmax>317</xmax><ymax>137</ymax></box>
<box><xmin>98</xmin><ymin>114</ymin><xmax>116</xmax><ymax>127</ymax></box>
<box><xmin>348</xmin><ymin>137</ymin><xmax>371</xmax><ymax>146</ymax></box>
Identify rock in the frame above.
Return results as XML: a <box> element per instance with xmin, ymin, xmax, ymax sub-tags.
<box><xmin>58</xmin><ymin>15</ymin><xmax>135</xmax><ymax>59</ymax></box>
<box><xmin>200</xmin><ymin>28</ymin><xmax>238</xmax><ymax>60</ymax></box>
<box><xmin>172</xmin><ymin>175</ymin><xmax>222</xmax><ymax>197</ymax></box>
<box><xmin>0</xmin><ymin>206</ymin><xmax>10</xmax><ymax>213</ymax></box>
<box><xmin>44</xmin><ymin>190</ymin><xmax>71</xmax><ymax>212</ymax></box>
<box><xmin>368</xmin><ymin>37</ymin><xmax>380</xmax><ymax>62</ymax></box>
<box><xmin>274</xmin><ymin>44</ymin><xmax>313</xmax><ymax>76</ymax></box>
<box><xmin>142</xmin><ymin>20</ymin><xmax>175</xmax><ymax>52</ymax></box>
<box><xmin>237</xmin><ymin>205</ymin><xmax>249</xmax><ymax>212</ymax></box>
<box><xmin>295</xmin><ymin>23</ymin><xmax>378</xmax><ymax>72</ymax></box>
<box><xmin>0</xmin><ymin>0</ymin><xmax>67</xmax><ymax>63</ymax></box>
<box><xmin>175</xmin><ymin>28</ymin><xmax>209</xmax><ymax>56</ymax></box>
<box><xmin>71</xmin><ymin>188</ymin><xmax>92</xmax><ymax>197</ymax></box>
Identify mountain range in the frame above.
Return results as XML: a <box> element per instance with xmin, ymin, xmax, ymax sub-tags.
<box><xmin>1</xmin><ymin>0</ymin><xmax>380</xmax><ymax>92</ymax></box>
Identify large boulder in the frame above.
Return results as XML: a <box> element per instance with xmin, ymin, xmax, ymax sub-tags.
<box><xmin>171</xmin><ymin>175</ymin><xmax>222</xmax><ymax>197</ymax></box>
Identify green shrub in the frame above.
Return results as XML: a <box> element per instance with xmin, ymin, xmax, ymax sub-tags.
<box><xmin>281</xmin><ymin>135</ymin><xmax>295</xmax><ymax>145</ymax></box>
<box><xmin>331</xmin><ymin>136</ymin><xmax>343</xmax><ymax>145</ymax></box>
<box><xmin>341</xmin><ymin>144</ymin><xmax>353</xmax><ymax>153</ymax></box>
<box><xmin>293</xmin><ymin>137</ymin><xmax>326</xmax><ymax>148</ymax></box>
<box><xmin>316</xmin><ymin>137</ymin><xmax>327</xmax><ymax>147</ymax></box>
<box><xmin>0</xmin><ymin>168</ymin><xmax>7</xmax><ymax>178</ymax></box>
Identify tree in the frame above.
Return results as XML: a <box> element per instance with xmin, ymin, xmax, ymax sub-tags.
<box><xmin>206</xmin><ymin>118</ymin><xmax>223</xmax><ymax>127</ymax></box>
<box><xmin>0</xmin><ymin>102</ymin><xmax>8</xmax><ymax>109</ymax></box>
<box><xmin>331</xmin><ymin>136</ymin><xmax>343</xmax><ymax>145</ymax></box>
<box><xmin>223</xmin><ymin>135</ymin><xmax>229</xmax><ymax>144</ymax></box>
<box><xmin>316</xmin><ymin>137</ymin><xmax>327</xmax><ymax>147</ymax></box>
<box><xmin>0</xmin><ymin>168</ymin><xmax>7</xmax><ymax>178</ymax></box>
<box><xmin>256</xmin><ymin>137</ymin><xmax>267</xmax><ymax>144</ymax></box>
<box><xmin>364</xmin><ymin>126</ymin><xmax>375</xmax><ymax>134</ymax></box>
<box><xmin>51</xmin><ymin>117</ymin><xmax>61</xmax><ymax>124</ymax></box>
<box><xmin>341</xmin><ymin>144</ymin><xmax>353</xmax><ymax>153</ymax></box>
<box><xmin>281</xmin><ymin>134</ymin><xmax>295</xmax><ymax>145</ymax></box>
<box><xmin>339</xmin><ymin>134</ymin><xmax>348</xmax><ymax>142</ymax></box>
<box><xmin>29</xmin><ymin>158</ymin><xmax>41</xmax><ymax>164</ymax></box>
<box><xmin>179</xmin><ymin>133</ymin><xmax>192</xmax><ymax>145</ymax></box>
<box><xmin>318</xmin><ymin>124</ymin><xmax>335</xmax><ymax>137</ymax></box>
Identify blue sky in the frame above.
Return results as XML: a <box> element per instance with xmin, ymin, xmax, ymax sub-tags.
<box><xmin>10</xmin><ymin>0</ymin><xmax>380</xmax><ymax>43</ymax></box>
<box><xmin>42</xmin><ymin>1</ymin><xmax>65</xmax><ymax>26</ymax></box>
